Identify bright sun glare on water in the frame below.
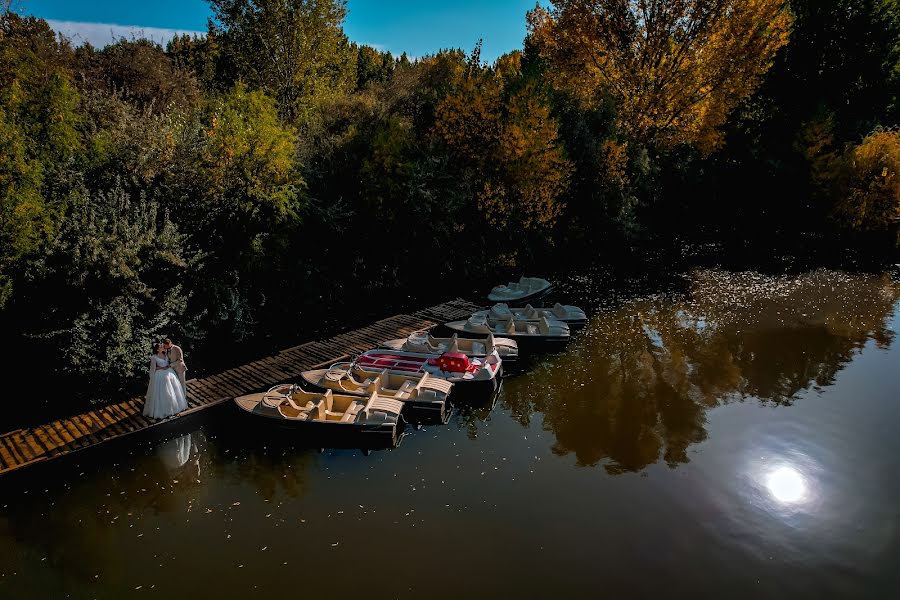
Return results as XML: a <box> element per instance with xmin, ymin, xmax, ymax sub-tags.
<box><xmin>766</xmin><ymin>466</ymin><xmax>808</xmax><ymax>503</ymax></box>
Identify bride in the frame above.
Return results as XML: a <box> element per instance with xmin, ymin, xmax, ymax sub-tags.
<box><xmin>144</xmin><ymin>341</ymin><xmax>188</xmax><ymax>419</ymax></box>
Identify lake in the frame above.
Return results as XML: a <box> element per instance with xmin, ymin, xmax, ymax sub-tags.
<box><xmin>1</xmin><ymin>267</ymin><xmax>899</xmax><ymax>599</ymax></box>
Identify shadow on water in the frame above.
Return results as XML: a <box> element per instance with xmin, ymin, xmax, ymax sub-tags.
<box><xmin>501</xmin><ymin>268</ymin><xmax>900</xmax><ymax>473</ymax></box>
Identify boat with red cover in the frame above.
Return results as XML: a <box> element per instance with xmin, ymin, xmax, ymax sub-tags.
<box><xmin>304</xmin><ymin>349</ymin><xmax>502</xmax><ymax>400</ymax></box>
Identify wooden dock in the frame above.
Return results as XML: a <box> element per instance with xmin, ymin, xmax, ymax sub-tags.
<box><xmin>0</xmin><ymin>298</ymin><xmax>482</xmax><ymax>476</ymax></box>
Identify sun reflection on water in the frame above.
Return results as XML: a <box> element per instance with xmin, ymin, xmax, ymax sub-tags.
<box><xmin>766</xmin><ymin>466</ymin><xmax>808</xmax><ymax>504</ymax></box>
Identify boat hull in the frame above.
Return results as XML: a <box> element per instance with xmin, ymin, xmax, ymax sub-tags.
<box><xmin>440</xmin><ymin>321</ymin><xmax>570</xmax><ymax>347</ymax></box>
<box><xmin>234</xmin><ymin>393</ymin><xmax>404</xmax><ymax>448</ymax></box>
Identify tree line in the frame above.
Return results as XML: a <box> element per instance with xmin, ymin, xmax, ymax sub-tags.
<box><xmin>0</xmin><ymin>0</ymin><xmax>897</xmax><ymax>410</ymax></box>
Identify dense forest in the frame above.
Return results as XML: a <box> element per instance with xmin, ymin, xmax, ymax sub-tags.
<box><xmin>0</xmin><ymin>0</ymin><xmax>898</xmax><ymax>412</ymax></box>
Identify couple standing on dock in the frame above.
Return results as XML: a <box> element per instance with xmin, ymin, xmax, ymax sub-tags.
<box><xmin>144</xmin><ymin>339</ymin><xmax>188</xmax><ymax>420</ymax></box>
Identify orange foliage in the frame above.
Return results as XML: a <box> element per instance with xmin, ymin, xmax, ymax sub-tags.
<box><xmin>434</xmin><ymin>69</ymin><xmax>571</xmax><ymax>230</ymax></box>
<box><xmin>528</xmin><ymin>0</ymin><xmax>793</xmax><ymax>154</ymax></box>
<box><xmin>832</xmin><ymin>129</ymin><xmax>900</xmax><ymax>234</ymax></box>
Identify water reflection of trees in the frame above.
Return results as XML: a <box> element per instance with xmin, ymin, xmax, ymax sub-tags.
<box><xmin>502</xmin><ymin>270</ymin><xmax>900</xmax><ymax>473</ymax></box>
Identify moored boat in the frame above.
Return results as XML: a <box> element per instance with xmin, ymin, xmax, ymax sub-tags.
<box><xmin>476</xmin><ymin>302</ymin><xmax>587</xmax><ymax>329</ymax></box>
<box><xmin>488</xmin><ymin>276</ymin><xmax>553</xmax><ymax>306</ymax></box>
<box><xmin>234</xmin><ymin>384</ymin><xmax>405</xmax><ymax>448</ymax></box>
<box><xmin>444</xmin><ymin>314</ymin><xmax>570</xmax><ymax>345</ymax></box>
<box><xmin>300</xmin><ymin>366</ymin><xmax>454</xmax><ymax>423</ymax></box>
<box><xmin>343</xmin><ymin>349</ymin><xmax>502</xmax><ymax>399</ymax></box>
<box><xmin>377</xmin><ymin>330</ymin><xmax>519</xmax><ymax>363</ymax></box>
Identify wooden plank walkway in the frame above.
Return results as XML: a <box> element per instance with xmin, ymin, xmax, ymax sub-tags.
<box><xmin>0</xmin><ymin>298</ymin><xmax>483</xmax><ymax>476</ymax></box>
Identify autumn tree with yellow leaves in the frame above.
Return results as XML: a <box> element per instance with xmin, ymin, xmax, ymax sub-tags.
<box><xmin>527</xmin><ymin>0</ymin><xmax>793</xmax><ymax>154</ymax></box>
<box><xmin>433</xmin><ymin>50</ymin><xmax>572</xmax><ymax>231</ymax></box>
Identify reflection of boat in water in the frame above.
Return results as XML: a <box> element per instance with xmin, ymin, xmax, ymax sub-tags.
<box><xmin>235</xmin><ymin>384</ymin><xmax>405</xmax><ymax>448</ymax></box>
<box><xmin>300</xmin><ymin>364</ymin><xmax>453</xmax><ymax>424</ymax></box>
<box><xmin>475</xmin><ymin>303</ymin><xmax>587</xmax><ymax>329</ymax></box>
<box><xmin>376</xmin><ymin>330</ymin><xmax>519</xmax><ymax>363</ymax></box>
<box><xmin>488</xmin><ymin>276</ymin><xmax>553</xmax><ymax>306</ymax></box>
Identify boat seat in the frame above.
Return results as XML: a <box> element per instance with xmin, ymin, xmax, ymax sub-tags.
<box><xmin>470</xmin><ymin>341</ymin><xmax>486</xmax><ymax>354</ymax></box>
<box><xmin>394</xmin><ymin>380</ymin><xmax>415</xmax><ymax>400</ymax></box>
<box><xmin>417</xmin><ymin>373</ymin><xmax>452</xmax><ymax>395</ymax></box>
<box><xmin>490</xmin><ymin>304</ymin><xmax>511</xmax><ymax>319</ymax></box>
<box><xmin>538</xmin><ymin>317</ymin><xmax>553</xmax><ymax>334</ymax></box>
<box><xmin>339</xmin><ymin>401</ymin><xmax>365</xmax><ymax>422</ymax></box>
<box><xmin>523</xmin><ymin>304</ymin><xmax>541</xmax><ymax>319</ymax></box>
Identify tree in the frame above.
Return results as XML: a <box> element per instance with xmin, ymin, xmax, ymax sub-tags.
<box><xmin>202</xmin><ymin>82</ymin><xmax>301</xmax><ymax>219</ymax></box>
<box><xmin>208</xmin><ymin>0</ymin><xmax>356</xmax><ymax>122</ymax></box>
<box><xmin>354</xmin><ymin>43</ymin><xmax>394</xmax><ymax>89</ymax></box>
<box><xmin>433</xmin><ymin>50</ymin><xmax>572</xmax><ymax>231</ymax></box>
<box><xmin>18</xmin><ymin>182</ymin><xmax>195</xmax><ymax>389</ymax></box>
<box><xmin>79</xmin><ymin>38</ymin><xmax>201</xmax><ymax>113</ymax></box>
<box><xmin>527</xmin><ymin>0</ymin><xmax>793</xmax><ymax>153</ymax></box>
<box><xmin>831</xmin><ymin>129</ymin><xmax>900</xmax><ymax>235</ymax></box>
<box><xmin>0</xmin><ymin>13</ymin><xmax>81</xmax><ymax>305</ymax></box>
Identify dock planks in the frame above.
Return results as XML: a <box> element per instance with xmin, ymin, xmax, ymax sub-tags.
<box><xmin>0</xmin><ymin>298</ymin><xmax>482</xmax><ymax>476</ymax></box>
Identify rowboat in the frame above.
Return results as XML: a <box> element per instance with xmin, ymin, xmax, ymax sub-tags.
<box><xmin>377</xmin><ymin>330</ymin><xmax>519</xmax><ymax>363</ymax></box>
<box><xmin>234</xmin><ymin>384</ymin><xmax>405</xmax><ymax>448</ymax></box>
<box><xmin>299</xmin><ymin>366</ymin><xmax>454</xmax><ymax>424</ymax></box>
<box><xmin>475</xmin><ymin>302</ymin><xmax>587</xmax><ymax>329</ymax></box>
<box><xmin>443</xmin><ymin>315</ymin><xmax>570</xmax><ymax>345</ymax></box>
<box><xmin>488</xmin><ymin>276</ymin><xmax>552</xmax><ymax>306</ymax></box>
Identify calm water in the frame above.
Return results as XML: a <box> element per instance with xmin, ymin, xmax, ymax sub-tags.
<box><xmin>2</xmin><ymin>268</ymin><xmax>899</xmax><ymax>599</ymax></box>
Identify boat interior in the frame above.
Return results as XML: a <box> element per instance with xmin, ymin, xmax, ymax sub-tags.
<box><xmin>277</xmin><ymin>388</ymin><xmax>368</xmax><ymax>422</ymax></box>
<box><xmin>467</xmin><ymin>316</ymin><xmax>566</xmax><ymax>336</ymax></box>
<box><xmin>322</xmin><ymin>365</ymin><xmax>452</xmax><ymax>399</ymax></box>
<box><xmin>411</xmin><ymin>332</ymin><xmax>493</xmax><ymax>355</ymax></box>
<box><xmin>488</xmin><ymin>302</ymin><xmax>581</xmax><ymax>321</ymax></box>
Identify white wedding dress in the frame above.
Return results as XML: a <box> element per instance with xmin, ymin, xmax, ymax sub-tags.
<box><xmin>144</xmin><ymin>355</ymin><xmax>188</xmax><ymax>419</ymax></box>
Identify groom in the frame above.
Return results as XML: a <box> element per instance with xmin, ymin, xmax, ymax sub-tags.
<box><xmin>163</xmin><ymin>338</ymin><xmax>187</xmax><ymax>395</ymax></box>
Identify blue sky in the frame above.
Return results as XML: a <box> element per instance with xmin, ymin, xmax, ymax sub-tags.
<box><xmin>22</xmin><ymin>0</ymin><xmax>545</xmax><ymax>62</ymax></box>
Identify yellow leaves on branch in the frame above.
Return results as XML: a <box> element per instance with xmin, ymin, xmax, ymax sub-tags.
<box><xmin>434</xmin><ymin>71</ymin><xmax>571</xmax><ymax>230</ymax></box>
<box><xmin>528</xmin><ymin>0</ymin><xmax>793</xmax><ymax>154</ymax></box>
<box><xmin>832</xmin><ymin>129</ymin><xmax>900</xmax><ymax>234</ymax></box>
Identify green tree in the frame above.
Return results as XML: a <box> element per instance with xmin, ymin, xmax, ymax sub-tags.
<box><xmin>0</xmin><ymin>13</ymin><xmax>81</xmax><ymax>305</ymax></box>
<box><xmin>209</xmin><ymin>0</ymin><xmax>356</xmax><ymax>122</ymax></box>
<box><xmin>19</xmin><ymin>182</ymin><xmax>195</xmax><ymax>389</ymax></box>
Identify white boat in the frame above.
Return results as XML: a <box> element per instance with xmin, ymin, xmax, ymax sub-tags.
<box><xmin>299</xmin><ymin>366</ymin><xmax>453</xmax><ymax>423</ymax></box>
<box><xmin>377</xmin><ymin>330</ymin><xmax>519</xmax><ymax>362</ymax></box>
<box><xmin>488</xmin><ymin>276</ymin><xmax>553</xmax><ymax>306</ymax></box>
<box><xmin>444</xmin><ymin>314</ymin><xmax>570</xmax><ymax>345</ymax></box>
<box><xmin>347</xmin><ymin>348</ymin><xmax>502</xmax><ymax>398</ymax></box>
<box><xmin>234</xmin><ymin>384</ymin><xmax>405</xmax><ymax>447</ymax></box>
<box><xmin>476</xmin><ymin>303</ymin><xmax>587</xmax><ymax>328</ymax></box>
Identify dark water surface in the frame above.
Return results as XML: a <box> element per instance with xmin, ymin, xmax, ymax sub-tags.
<box><xmin>2</xmin><ymin>267</ymin><xmax>899</xmax><ymax>599</ymax></box>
